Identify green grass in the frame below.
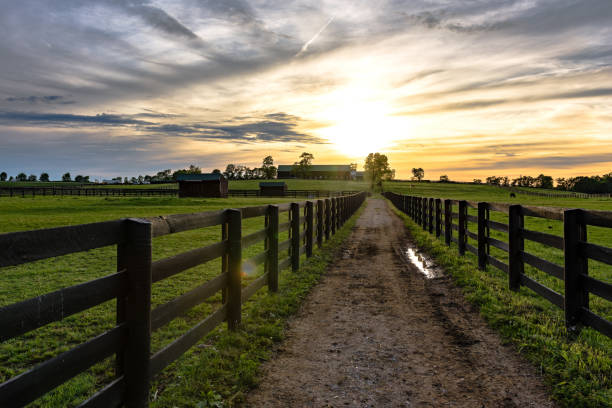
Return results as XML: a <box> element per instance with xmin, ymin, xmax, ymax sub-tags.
<box><xmin>383</xmin><ymin>181</ymin><xmax>612</xmax><ymax>211</ymax></box>
<box><xmin>385</xmin><ymin>197</ymin><xmax>612</xmax><ymax>407</ymax></box>
<box><xmin>0</xmin><ymin>194</ymin><xmax>363</xmax><ymax>406</ymax></box>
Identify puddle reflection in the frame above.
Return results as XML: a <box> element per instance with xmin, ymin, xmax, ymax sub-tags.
<box><xmin>405</xmin><ymin>247</ymin><xmax>442</xmax><ymax>279</ymax></box>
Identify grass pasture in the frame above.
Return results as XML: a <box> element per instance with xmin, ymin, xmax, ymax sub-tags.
<box><xmin>0</xmin><ymin>194</ymin><xmax>364</xmax><ymax>406</ymax></box>
<box><xmin>383</xmin><ymin>183</ymin><xmax>612</xmax><ymax>407</ymax></box>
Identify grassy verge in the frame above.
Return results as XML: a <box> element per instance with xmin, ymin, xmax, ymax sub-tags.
<box><xmin>149</xmin><ymin>199</ymin><xmax>366</xmax><ymax>407</ymax></box>
<box><xmin>0</xmin><ymin>195</ymin><xmax>365</xmax><ymax>406</ymax></box>
<box><xmin>386</xmin><ymin>199</ymin><xmax>611</xmax><ymax>407</ymax></box>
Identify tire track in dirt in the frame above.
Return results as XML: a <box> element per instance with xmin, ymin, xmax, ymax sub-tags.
<box><xmin>243</xmin><ymin>199</ymin><xmax>556</xmax><ymax>407</ymax></box>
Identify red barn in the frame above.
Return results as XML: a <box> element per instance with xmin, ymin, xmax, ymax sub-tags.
<box><xmin>177</xmin><ymin>174</ymin><xmax>228</xmax><ymax>198</ymax></box>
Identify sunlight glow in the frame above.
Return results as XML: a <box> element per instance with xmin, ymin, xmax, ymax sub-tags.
<box><xmin>316</xmin><ymin>94</ymin><xmax>410</xmax><ymax>157</ymax></box>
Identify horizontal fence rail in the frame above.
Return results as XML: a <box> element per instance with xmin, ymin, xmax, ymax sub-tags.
<box><xmin>383</xmin><ymin>192</ymin><xmax>612</xmax><ymax>341</ymax></box>
<box><xmin>0</xmin><ymin>186</ymin><xmax>361</xmax><ymax>198</ymax></box>
<box><xmin>0</xmin><ymin>192</ymin><xmax>367</xmax><ymax>407</ymax></box>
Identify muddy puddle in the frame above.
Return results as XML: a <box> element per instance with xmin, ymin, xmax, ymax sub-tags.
<box><xmin>401</xmin><ymin>244</ymin><xmax>444</xmax><ymax>279</ymax></box>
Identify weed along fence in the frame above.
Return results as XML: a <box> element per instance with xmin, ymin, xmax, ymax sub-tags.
<box><xmin>383</xmin><ymin>192</ymin><xmax>612</xmax><ymax>340</ymax></box>
<box><xmin>0</xmin><ymin>192</ymin><xmax>366</xmax><ymax>407</ymax></box>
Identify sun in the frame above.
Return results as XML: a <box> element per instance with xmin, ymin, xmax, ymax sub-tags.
<box><xmin>315</xmin><ymin>97</ymin><xmax>408</xmax><ymax>157</ymax></box>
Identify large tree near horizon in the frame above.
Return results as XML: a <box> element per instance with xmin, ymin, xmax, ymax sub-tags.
<box><xmin>364</xmin><ymin>153</ymin><xmax>393</xmax><ymax>190</ymax></box>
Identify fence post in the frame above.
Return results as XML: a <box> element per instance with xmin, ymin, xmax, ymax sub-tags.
<box><xmin>325</xmin><ymin>199</ymin><xmax>331</xmax><ymax>240</ymax></box>
<box><xmin>331</xmin><ymin>198</ymin><xmax>337</xmax><ymax>235</ymax></box>
<box><xmin>564</xmin><ymin>209</ymin><xmax>588</xmax><ymax>332</ymax></box>
<box><xmin>435</xmin><ymin>199</ymin><xmax>442</xmax><ymax>237</ymax></box>
<box><xmin>266</xmin><ymin>205</ymin><xmax>279</xmax><ymax>292</ymax></box>
<box><xmin>477</xmin><ymin>202</ymin><xmax>488</xmax><ymax>270</ymax></box>
<box><xmin>444</xmin><ymin>199</ymin><xmax>452</xmax><ymax>246</ymax></box>
<box><xmin>221</xmin><ymin>221</ymin><xmax>228</xmax><ymax>304</ymax></box>
<box><xmin>428</xmin><ymin>198</ymin><xmax>434</xmax><ymax>234</ymax></box>
<box><xmin>458</xmin><ymin>201</ymin><xmax>467</xmax><ymax>255</ymax></box>
<box><xmin>290</xmin><ymin>203</ymin><xmax>300</xmax><ymax>271</ymax></box>
<box><xmin>227</xmin><ymin>209</ymin><xmax>242</xmax><ymax>330</ymax></box>
<box><xmin>316</xmin><ymin>200</ymin><xmax>324</xmax><ymax>248</ymax></box>
<box><xmin>123</xmin><ymin>218</ymin><xmax>152</xmax><ymax>407</ymax></box>
<box><xmin>508</xmin><ymin>205</ymin><xmax>523</xmax><ymax>291</ymax></box>
<box><xmin>306</xmin><ymin>201</ymin><xmax>314</xmax><ymax>257</ymax></box>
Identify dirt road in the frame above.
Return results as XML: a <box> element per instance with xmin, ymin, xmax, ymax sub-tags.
<box><xmin>244</xmin><ymin>199</ymin><xmax>555</xmax><ymax>407</ymax></box>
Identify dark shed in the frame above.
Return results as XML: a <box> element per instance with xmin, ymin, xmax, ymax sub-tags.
<box><xmin>259</xmin><ymin>181</ymin><xmax>287</xmax><ymax>196</ymax></box>
<box><xmin>177</xmin><ymin>174</ymin><xmax>228</xmax><ymax>198</ymax></box>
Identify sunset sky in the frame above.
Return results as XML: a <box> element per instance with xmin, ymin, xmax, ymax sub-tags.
<box><xmin>1</xmin><ymin>0</ymin><xmax>611</xmax><ymax>181</ymax></box>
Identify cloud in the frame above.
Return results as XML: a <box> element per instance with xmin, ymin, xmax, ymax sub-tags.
<box><xmin>443</xmin><ymin>154</ymin><xmax>612</xmax><ymax>171</ymax></box>
<box><xmin>0</xmin><ymin>112</ymin><xmax>153</xmax><ymax>126</ymax></box>
<box><xmin>5</xmin><ymin>95</ymin><xmax>75</xmax><ymax>105</ymax></box>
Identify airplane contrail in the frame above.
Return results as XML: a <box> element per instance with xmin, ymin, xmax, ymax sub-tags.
<box><xmin>295</xmin><ymin>16</ymin><xmax>335</xmax><ymax>57</ymax></box>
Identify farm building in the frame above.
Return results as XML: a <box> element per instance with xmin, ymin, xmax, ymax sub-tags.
<box><xmin>277</xmin><ymin>164</ymin><xmax>352</xmax><ymax>180</ymax></box>
<box><xmin>259</xmin><ymin>181</ymin><xmax>287</xmax><ymax>196</ymax></box>
<box><xmin>177</xmin><ymin>173</ymin><xmax>228</xmax><ymax>198</ymax></box>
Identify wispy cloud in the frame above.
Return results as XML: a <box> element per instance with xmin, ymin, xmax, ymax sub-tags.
<box><xmin>295</xmin><ymin>16</ymin><xmax>335</xmax><ymax>57</ymax></box>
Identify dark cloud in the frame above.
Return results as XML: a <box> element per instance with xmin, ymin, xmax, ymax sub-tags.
<box><xmin>146</xmin><ymin>112</ymin><xmax>324</xmax><ymax>144</ymax></box>
<box><xmin>5</xmin><ymin>95</ymin><xmax>75</xmax><ymax>105</ymax></box>
<box><xmin>0</xmin><ymin>112</ymin><xmax>153</xmax><ymax>126</ymax></box>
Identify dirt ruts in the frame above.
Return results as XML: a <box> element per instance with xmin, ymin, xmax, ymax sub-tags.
<box><xmin>243</xmin><ymin>198</ymin><xmax>556</xmax><ymax>407</ymax></box>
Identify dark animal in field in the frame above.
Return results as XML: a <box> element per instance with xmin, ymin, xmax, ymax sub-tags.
<box><xmin>510</xmin><ymin>192</ymin><xmax>516</xmax><ymax>198</ymax></box>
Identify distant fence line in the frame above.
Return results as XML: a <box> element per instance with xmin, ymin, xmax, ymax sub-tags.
<box><xmin>383</xmin><ymin>192</ymin><xmax>612</xmax><ymax>341</ymax></box>
<box><xmin>0</xmin><ymin>192</ymin><xmax>367</xmax><ymax>407</ymax></box>
<box><xmin>504</xmin><ymin>187</ymin><xmax>612</xmax><ymax>199</ymax></box>
<box><xmin>0</xmin><ymin>186</ymin><xmax>361</xmax><ymax>198</ymax></box>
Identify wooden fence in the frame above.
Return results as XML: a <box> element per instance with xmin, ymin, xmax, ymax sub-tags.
<box><xmin>0</xmin><ymin>187</ymin><xmax>360</xmax><ymax>198</ymax></box>
<box><xmin>0</xmin><ymin>192</ymin><xmax>367</xmax><ymax>407</ymax></box>
<box><xmin>505</xmin><ymin>187</ymin><xmax>612</xmax><ymax>199</ymax></box>
<box><xmin>384</xmin><ymin>192</ymin><xmax>612</xmax><ymax>340</ymax></box>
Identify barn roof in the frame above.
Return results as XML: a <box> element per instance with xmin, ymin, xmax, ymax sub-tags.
<box><xmin>176</xmin><ymin>173</ymin><xmax>224</xmax><ymax>181</ymax></box>
<box><xmin>277</xmin><ymin>164</ymin><xmax>351</xmax><ymax>172</ymax></box>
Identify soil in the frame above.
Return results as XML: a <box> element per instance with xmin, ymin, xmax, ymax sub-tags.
<box><xmin>243</xmin><ymin>199</ymin><xmax>556</xmax><ymax>407</ymax></box>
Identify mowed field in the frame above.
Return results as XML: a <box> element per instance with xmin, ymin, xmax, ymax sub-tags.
<box><xmin>0</xmin><ymin>195</ymin><xmax>305</xmax><ymax>406</ymax></box>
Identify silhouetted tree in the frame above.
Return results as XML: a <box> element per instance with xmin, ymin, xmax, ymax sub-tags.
<box><xmin>28</xmin><ymin>174</ymin><xmax>37</xmax><ymax>181</ymax></box>
<box><xmin>411</xmin><ymin>167</ymin><xmax>424</xmax><ymax>181</ymax></box>
<box><xmin>16</xmin><ymin>173</ymin><xmax>27</xmax><ymax>182</ymax></box>
<box><xmin>439</xmin><ymin>175</ymin><xmax>449</xmax><ymax>182</ymax></box>
<box><xmin>212</xmin><ymin>169</ymin><xmax>221</xmax><ymax>174</ymax></box>
<box><xmin>473</xmin><ymin>179</ymin><xmax>482</xmax><ymax>184</ymax></box>
<box><xmin>172</xmin><ymin>164</ymin><xmax>201</xmax><ymax>180</ymax></box>
<box><xmin>39</xmin><ymin>173</ymin><xmax>49</xmax><ymax>182</ymax></box>
<box><xmin>262</xmin><ymin>156</ymin><xmax>277</xmax><ymax>179</ymax></box>
<box><xmin>62</xmin><ymin>172</ymin><xmax>71</xmax><ymax>182</ymax></box>
<box><xmin>364</xmin><ymin>153</ymin><xmax>393</xmax><ymax>190</ymax></box>
<box><xmin>292</xmin><ymin>152</ymin><xmax>314</xmax><ymax>178</ymax></box>
<box><xmin>0</xmin><ymin>172</ymin><xmax>7</xmax><ymax>181</ymax></box>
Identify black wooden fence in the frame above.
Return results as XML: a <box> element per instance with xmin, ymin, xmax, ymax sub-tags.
<box><xmin>384</xmin><ymin>192</ymin><xmax>612</xmax><ymax>340</ymax></box>
<box><xmin>0</xmin><ymin>192</ymin><xmax>367</xmax><ymax>407</ymax></box>
<box><xmin>0</xmin><ymin>187</ymin><xmax>360</xmax><ymax>198</ymax></box>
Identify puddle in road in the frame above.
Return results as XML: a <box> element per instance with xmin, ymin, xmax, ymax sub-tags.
<box><xmin>404</xmin><ymin>246</ymin><xmax>444</xmax><ymax>279</ymax></box>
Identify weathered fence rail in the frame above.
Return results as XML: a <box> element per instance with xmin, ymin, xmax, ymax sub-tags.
<box><xmin>0</xmin><ymin>192</ymin><xmax>367</xmax><ymax>407</ymax></box>
<box><xmin>0</xmin><ymin>186</ymin><xmax>360</xmax><ymax>198</ymax></box>
<box><xmin>384</xmin><ymin>192</ymin><xmax>612</xmax><ymax>340</ymax></box>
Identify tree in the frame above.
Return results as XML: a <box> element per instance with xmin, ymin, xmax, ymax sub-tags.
<box><xmin>473</xmin><ymin>179</ymin><xmax>482</xmax><ymax>184</ymax></box>
<box><xmin>75</xmin><ymin>175</ymin><xmax>84</xmax><ymax>182</ymax></box>
<box><xmin>439</xmin><ymin>175</ymin><xmax>449</xmax><ymax>182</ymax></box>
<box><xmin>262</xmin><ymin>156</ymin><xmax>277</xmax><ymax>179</ymax></box>
<box><xmin>40</xmin><ymin>173</ymin><xmax>49</xmax><ymax>182</ymax></box>
<box><xmin>212</xmin><ymin>169</ymin><xmax>221</xmax><ymax>174</ymax></box>
<box><xmin>0</xmin><ymin>172</ymin><xmax>6</xmax><ymax>181</ymax></box>
<box><xmin>172</xmin><ymin>164</ymin><xmax>202</xmax><ymax>180</ymax></box>
<box><xmin>291</xmin><ymin>152</ymin><xmax>314</xmax><ymax>178</ymax></box>
<box><xmin>28</xmin><ymin>174</ymin><xmax>37</xmax><ymax>182</ymax></box>
<box><xmin>364</xmin><ymin>153</ymin><xmax>393</xmax><ymax>190</ymax></box>
<box><xmin>411</xmin><ymin>168</ymin><xmax>424</xmax><ymax>182</ymax></box>
<box><xmin>534</xmin><ymin>174</ymin><xmax>553</xmax><ymax>189</ymax></box>
<box><xmin>16</xmin><ymin>173</ymin><xmax>27</xmax><ymax>182</ymax></box>
<box><xmin>224</xmin><ymin>164</ymin><xmax>236</xmax><ymax>180</ymax></box>
<box><xmin>62</xmin><ymin>172</ymin><xmax>71</xmax><ymax>182</ymax></box>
